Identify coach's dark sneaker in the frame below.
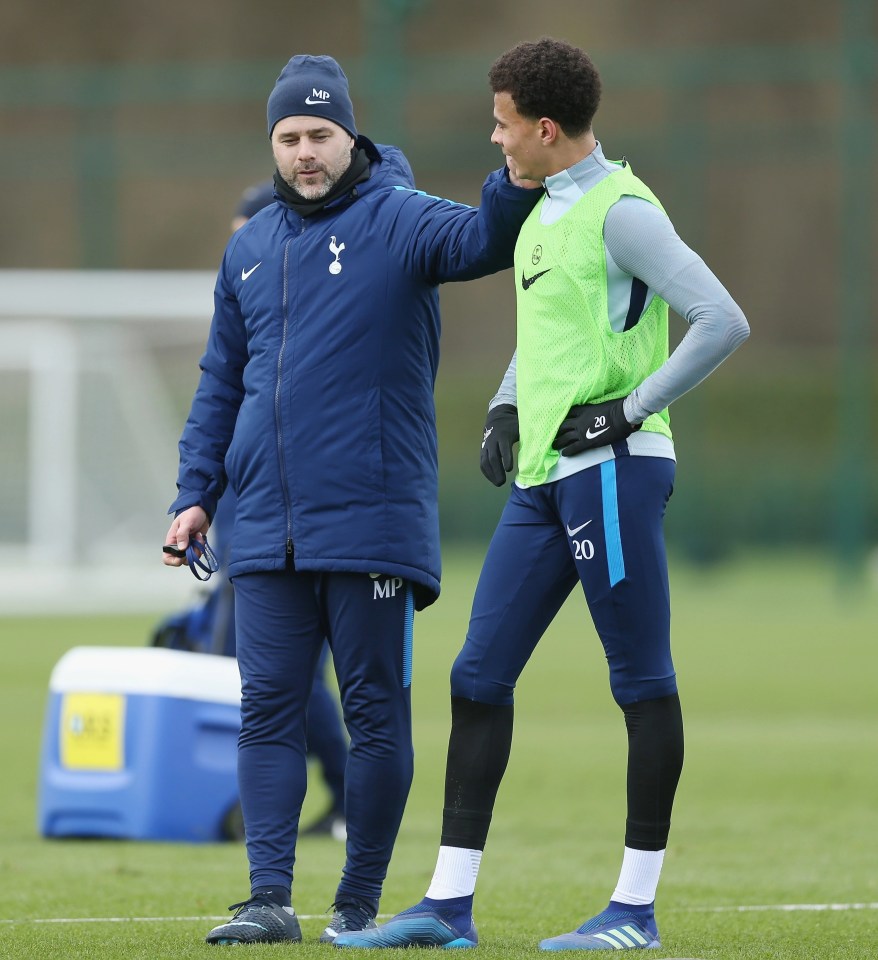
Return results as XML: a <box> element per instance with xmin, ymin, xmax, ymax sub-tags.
<box><xmin>319</xmin><ymin>896</ymin><xmax>379</xmax><ymax>944</ymax></box>
<box><xmin>206</xmin><ymin>893</ymin><xmax>302</xmax><ymax>945</ymax></box>
<box><xmin>334</xmin><ymin>896</ymin><xmax>477</xmax><ymax>949</ymax></box>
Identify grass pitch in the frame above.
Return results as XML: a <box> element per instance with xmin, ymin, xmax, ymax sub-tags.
<box><xmin>1</xmin><ymin>547</ymin><xmax>877</xmax><ymax>959</ymax></box>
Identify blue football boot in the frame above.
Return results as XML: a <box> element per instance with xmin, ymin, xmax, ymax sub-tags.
<box><xmin>334</xmin><ymin>896</ymin><xmax>477</xmax><ymax>949</ymax></box>
<box><xmin>539</xmin><ymin>903</ymin><xmax>660</xmax><ymax>951</ymax></box>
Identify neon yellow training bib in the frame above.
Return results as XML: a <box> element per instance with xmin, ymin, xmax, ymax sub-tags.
<box><xmin>515</xmin><ymin>162</ymin><xmax>672</xmax><ymax>486</ymax></box>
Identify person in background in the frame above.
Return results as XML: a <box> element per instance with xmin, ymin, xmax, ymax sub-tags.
<box><xmin>230</xmin><ymin>180</ymin><xmax>274</xmax><ymax>232</ymax></box>
<box><xmin>335</xmin><ymin>37</ymin><xmax>749</xmax><ymax>952</ymax></box>
<box><xmin>162</xmin><ymin>52</ymin><xmax>541</xmax><ymax>947</ymax></box>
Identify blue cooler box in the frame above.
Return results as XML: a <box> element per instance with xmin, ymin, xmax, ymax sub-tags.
<box><xmin>38</xmin><ymin>646</ymin><xmax>242</xmax><ymax>842</ymax></box>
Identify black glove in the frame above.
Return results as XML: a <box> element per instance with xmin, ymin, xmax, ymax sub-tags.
<box><xmin>552</xmin><ymin>397</ymin><xmax>641</xmax><ymax>457</ymax></box>
<box><xmin>480</xmin><ymin>403</ymin><xmax>519</xmax><ymax>486</ymax></box>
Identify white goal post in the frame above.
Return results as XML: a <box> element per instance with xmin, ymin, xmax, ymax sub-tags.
<box><xmin>0</xmin><ymin>270</ymin><xmax>218</xmax><ymax>614</ymax></box>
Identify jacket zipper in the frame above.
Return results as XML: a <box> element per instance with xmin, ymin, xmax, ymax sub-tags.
<box><xmin>276</xmin><ymin>237</ymin><xmax>294</xmax><ymax>557</ymax></box>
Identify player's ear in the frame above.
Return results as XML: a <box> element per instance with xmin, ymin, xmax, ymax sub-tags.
<box><xmin>538</xmin><ymin>117</ymin><xmax>559</xmax><ymax>147</ymax></box>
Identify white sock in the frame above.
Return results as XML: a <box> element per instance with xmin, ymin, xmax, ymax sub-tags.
<box><xmin>611</xmin><ymin>847</ymin><xmax>666</xmax><ymax>905</ymax></box>
<box><xmin>424</xmin><ymin>845</ymin><xmax>483</xmax><ymax>899</ymax></box>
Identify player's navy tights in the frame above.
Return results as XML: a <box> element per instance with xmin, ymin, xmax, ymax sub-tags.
<box><xmin>440</xmin><ymin>692</ymin><xmax>683</xmax><ymax>852</ymax></box>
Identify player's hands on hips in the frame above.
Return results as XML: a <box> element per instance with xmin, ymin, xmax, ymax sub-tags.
<box><xmin>163</xmin><ymin>506</ymin><xmax>210</xmax><ymax>567</ymax></box>
<box><xmin>481</xmin><ymin>403</ymin><xmax>519</xmax><ymax>486</ymax></box>
<box><xmin>552</xmin><ymin>398</ymin><xmax>641</xmax><ymax>456</ymax></box>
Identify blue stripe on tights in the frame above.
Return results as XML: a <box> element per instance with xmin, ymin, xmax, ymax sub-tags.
<box><xmin>601</xmin><ymin>459</ymin><xmax>625</xmax><ymax>587</ymax></box>
<box><xmin>402</xmin><ymin>585</ymin><xmax>414</xmax><ymax>688</ymax></box>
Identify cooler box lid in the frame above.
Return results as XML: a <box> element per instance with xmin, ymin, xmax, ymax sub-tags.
<box><xmin>48</xmin><ymin>646</ymin><xmax>241</xmax><ymax>705</ymax></box>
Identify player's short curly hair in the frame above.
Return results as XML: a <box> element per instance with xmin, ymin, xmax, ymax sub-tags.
<box><xmin>488</xmin><ymin>38</ymin><xmax>602</xmax><ymax>139</ymax></box>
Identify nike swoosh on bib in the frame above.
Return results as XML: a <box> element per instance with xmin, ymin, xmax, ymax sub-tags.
<box><xmin>521</xmin><ymin>268</ymin><xmax>552</xmax><ymax>290</ymax></box>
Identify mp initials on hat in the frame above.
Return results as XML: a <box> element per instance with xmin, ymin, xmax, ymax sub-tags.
<box><xmin>267</xmin><ymin>55</ymin><xmax>358</xmax><ymax>139</ymax></box>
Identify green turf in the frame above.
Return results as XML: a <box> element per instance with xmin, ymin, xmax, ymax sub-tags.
<box><xmin>2</xmin><ymin>548</ymin><xmax>877</xmax><ymax>959</ymax></box>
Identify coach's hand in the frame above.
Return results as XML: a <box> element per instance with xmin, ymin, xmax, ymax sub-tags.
<box><xmin>163</xmin><ymin>505</ymin><xmax>210</xmax><ymax>567</ymax></box>
<box><xmin>552</xmin><ymin>398</ymin><xmax>641</xmax><ymax>456</ymax></box>
<box><xmin>480</xmin><ymin>403</ymin><xmax>519</xmax><ymax>486</ymax></box>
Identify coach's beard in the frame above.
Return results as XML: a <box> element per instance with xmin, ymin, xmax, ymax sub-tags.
<box><xmin>287</xmin><ymin>165</ymin><xmax>339</xmax><ymax>200</ymax></box>
<box><xmin>272</xmin><ymin>147</ymin><xmax>370</xmax><ymax>217</ymax></box>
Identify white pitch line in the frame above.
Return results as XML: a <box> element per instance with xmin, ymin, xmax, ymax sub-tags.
<box><xmin>2</xmin><ymin>903</ymin><xmax>878</xmax><ymax>925</ymax></box>
<box><xmin>0</xmin><ymin>912</ymin><xmax>394</xmax><ymax>925</ymax></box>
<box><xmin>689</xmin><ymin>902</ymin><xmax>878</xmax><ymax>913</ymax></box>
<box><xmin>0</xmin><ymin>916</ymin><xmax>228</xmax><ymax>925</ymax></box>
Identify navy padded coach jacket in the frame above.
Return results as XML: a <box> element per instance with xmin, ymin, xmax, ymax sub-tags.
<box><xmin>169</xmin><ymin>138</ymin><xmax>540</xmax><ymax>608</ymax></box>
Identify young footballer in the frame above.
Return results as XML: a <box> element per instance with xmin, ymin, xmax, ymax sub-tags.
<box><xmin>335</xmin><ymin>37</ymin><xmax>749</xmax><ymax>952</ymax></box>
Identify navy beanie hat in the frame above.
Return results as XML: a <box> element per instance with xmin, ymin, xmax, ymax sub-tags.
<box><xmin>267</xmin><ymin>55</ymin><xmax>358</xmax><ymax>139</ymax></box>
